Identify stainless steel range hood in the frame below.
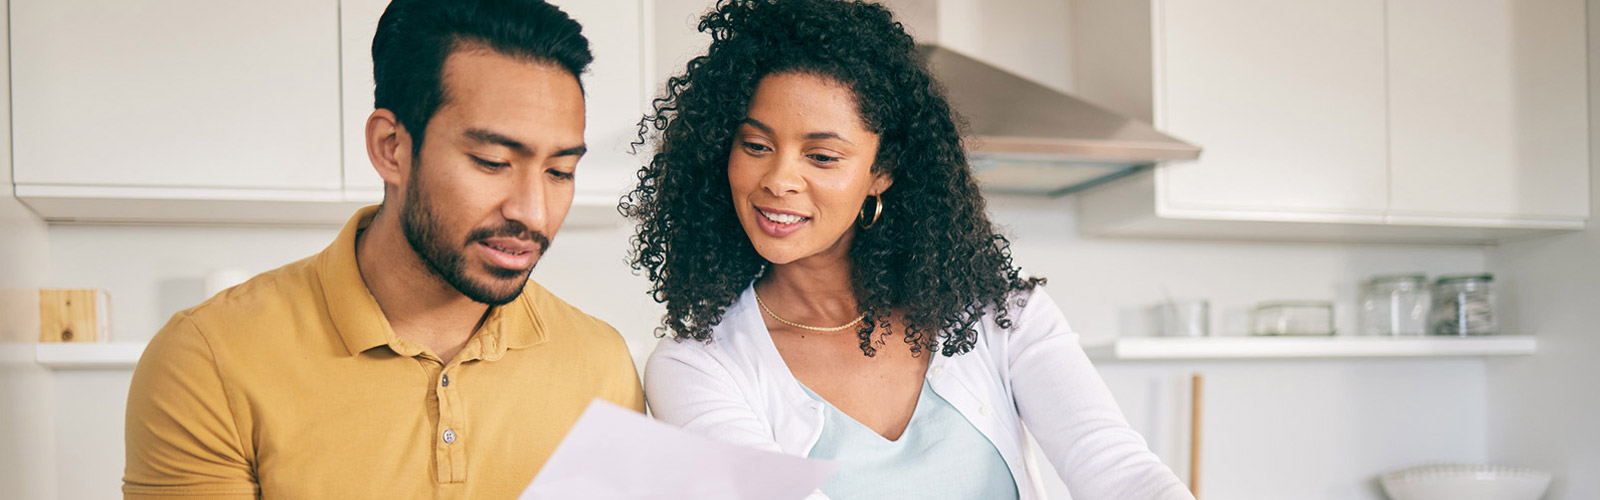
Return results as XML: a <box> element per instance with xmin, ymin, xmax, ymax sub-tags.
<box><xmin>919</xmin><ymin>46</ymin><xmax>1201</xmax><ymax>196</ymax></box>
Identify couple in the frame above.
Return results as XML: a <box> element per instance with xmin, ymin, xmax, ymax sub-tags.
<box><xmin>124</xmin><ymin>0</ymin><xmax>1192</xmax><ymax>499</ymax></box>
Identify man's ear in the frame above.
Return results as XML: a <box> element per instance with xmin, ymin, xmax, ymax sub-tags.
<box><xmin>366</xmin><ymin>109</ymin><xmax>413</xmax><ymax>188</ymax></box>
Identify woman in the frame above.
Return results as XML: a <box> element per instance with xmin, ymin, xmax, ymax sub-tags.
<box><xmin>623</xmin><ymin>1</ymin><xmax>1193</xmax><ymax>499</ymax></box>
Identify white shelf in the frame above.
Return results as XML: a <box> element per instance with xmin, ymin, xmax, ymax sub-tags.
<box><xmin>1088</xmin><ymin>335</ymin><xmax>1538</xmax><ymax>361</ymax></box>
<box><xmin>35</xmin><ymin>342</ymin><xmax>147</xmax><ymax>370</ymax></box>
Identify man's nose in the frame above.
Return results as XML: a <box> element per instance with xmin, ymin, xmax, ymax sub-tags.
<box><xmin>501</xmin><ymin>169</ymin><xmax>549</xmax><ymax>233</ymax></box>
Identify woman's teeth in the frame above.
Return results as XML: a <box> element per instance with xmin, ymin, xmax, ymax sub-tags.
<box><xmin>759</xmin><ymin>209</ymin><xmax>807</xmax><ymax>225</ymax></box>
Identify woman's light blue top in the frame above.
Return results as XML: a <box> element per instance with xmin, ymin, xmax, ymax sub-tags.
<box><xmin>799</xmin><ymin>380</ymin><xmax>1019</xmax><ymax>500</ymax></box>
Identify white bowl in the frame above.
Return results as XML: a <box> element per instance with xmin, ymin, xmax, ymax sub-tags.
<box><xmin>1380</xmin><ymin>464</ymin><xmax>1552</xmax><ymax>500</ymax></box>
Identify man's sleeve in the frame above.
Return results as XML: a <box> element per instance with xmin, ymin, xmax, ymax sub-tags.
<box><xmin>123</xmin><ymin>313</ymin><xmax>258</xmax><ymax>499</ymax></box>
<box><xmin>605</xmin><ymin>332</ymin><xmax>647</xmax><ymax>414</ymax></box>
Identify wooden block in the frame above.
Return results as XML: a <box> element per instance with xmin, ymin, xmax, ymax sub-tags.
<box><xmin>39</xmin><ymin>289</ymin><xmax>101</xmax><ymax>343</ymax></box>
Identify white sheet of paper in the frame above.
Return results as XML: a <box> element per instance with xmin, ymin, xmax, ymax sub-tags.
<box><xmin>519</xmin><ymin>400</ymin><xmax>837</xmax><ymax>500</ymax></box>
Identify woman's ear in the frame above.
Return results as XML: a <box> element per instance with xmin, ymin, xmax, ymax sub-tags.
<box><xmin>870</xmin><ymin>170</ymin><xmax>894</xmax><ymax>196</ymax></box>
<box><xmin>365</xmin><ymin>109</ymin><xmax>413</xmax><ymax>188</ymax></box>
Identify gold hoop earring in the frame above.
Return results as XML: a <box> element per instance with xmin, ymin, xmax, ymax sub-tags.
<box><xmin>858</xmin><ymin>195</ymin><xmax>883</xmax><ymax>229</ymax></box>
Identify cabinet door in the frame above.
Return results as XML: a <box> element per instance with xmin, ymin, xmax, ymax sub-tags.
<box><xmin>339</xmin><ymin>0</ymin><xmax>645</xmax><ymax>199</ymax></box>
<box><xmin>11</xmin><ymin>0</ymin><xmax>341</xmax><ymax>190</ymax></box>
<box><xmin>1155</xmin><ymin>0</ymin><xmax>1390</xmax><ymax>221</ymax></box>
<box><xmin>561</xmin><ymin>0</ymin><xmax>646</xmax><ymax>200</ymax></box>
<box><xmin>1386</xmin><ymin>0</ymin><xmax>1589</xmax><ymax>226</ymax></box>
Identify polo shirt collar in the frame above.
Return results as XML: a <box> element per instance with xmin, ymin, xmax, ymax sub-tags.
<box><xmin>466</xmin><ymin>295</ymin><xmax>547</xmax><ymax>362</ymax></box>
<box><xmin>317</xmin><ymin>206</ymin><xmax>549</xmax><ymax>359</ymax></box>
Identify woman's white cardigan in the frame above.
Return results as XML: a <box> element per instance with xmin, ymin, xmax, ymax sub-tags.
<box><xmin>645</xmin><ymin>285</ymin><xmax>1195</xmax><ymax>500</ymax></box>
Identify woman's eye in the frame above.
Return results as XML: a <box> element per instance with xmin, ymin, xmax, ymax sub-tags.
<box><xmin>807</xmin><ymin>153</ymin><xmax>839</xmax><ymax>164</ymax></box>
<box><xmin>471</xmin><ymin>156</ymin><xmax>511</xmax><ymax>169</ymax></box>
<box><xmin>742</xmin><ymin>142</ymin><xmax>772</xmax><ymax>154</ymax></box>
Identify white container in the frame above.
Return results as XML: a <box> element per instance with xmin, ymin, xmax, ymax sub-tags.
<box><xmin>1380</xmin><ymin>464</ymin><xmax>1551</xmax><ymax>500</ymax></box>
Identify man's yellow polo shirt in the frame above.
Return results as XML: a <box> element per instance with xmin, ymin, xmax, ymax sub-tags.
<box><xmin>124</xmin><ymin>206</ymin><xmax>645</xmax><ymax>499</ymax></box>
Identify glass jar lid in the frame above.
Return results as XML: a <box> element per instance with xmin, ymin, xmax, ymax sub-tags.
<box><xmin>1368</xmin><ymin>273</ymin><xmax>1427</xmax><ymax>286</ymax></box>
<box><xmin>1435</xmin><ymin>274</ymin><xmax>1493</xmax><ymax>285</ymax></box>
<box><xmin>1253</xmin><ymin>300</ymin><xmax>1334</xmax><ymax>309</ymax></box>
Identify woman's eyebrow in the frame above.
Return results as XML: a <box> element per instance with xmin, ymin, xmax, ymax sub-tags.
<box><xmin>740</xmin><ymin>118</ymin><xmax>854</xmax><ymax>145</ymax></box>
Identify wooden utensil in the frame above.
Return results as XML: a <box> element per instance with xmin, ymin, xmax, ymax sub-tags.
<box><xmin>1191</xmin><ymin>372</ymin><xmax>1203</xmax><ymax>499</ymax></box>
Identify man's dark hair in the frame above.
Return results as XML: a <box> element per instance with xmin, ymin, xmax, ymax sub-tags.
<box><xmin>371</xmin><ymin>0</ymin><xmax>592</xmax><ymax>151</ymax></box>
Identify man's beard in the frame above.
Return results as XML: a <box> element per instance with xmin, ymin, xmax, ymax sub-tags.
<box><xmin>399</xmin><ymin>167</ymin><xmax>551</xmax><ymax>306</ymax></box>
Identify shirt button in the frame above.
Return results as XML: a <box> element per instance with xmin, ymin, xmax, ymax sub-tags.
<box><xmin>441</xmin><ymin>374</ymin><xmax>450</xmax><ymax>387</ymax></box>
<box><xmin>442</xmin><ymin>429</ymin><xmax>456</xmax><ymax>444</ymax></box>
<box><xmin>980</xmin><ymin>405</ymin><xmax>993</xmax><ymax>417</ymax></box>
<box><xmin>931</xmin><ymin>366</ymin><xmax>944</xmax><ymax>377</ymax></box>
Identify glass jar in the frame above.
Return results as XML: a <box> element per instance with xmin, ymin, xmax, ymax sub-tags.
<box><xmin>1429</xmin><ymin>274</ymin><xmax>1496</xmax><ymax>336</ymax></box>
<box><xmin>1250</xmin><ymin>301</ymin><xmax>1335</xmax><ymax>336</ymax></box>
<box><xmin>1361</xmin><ymin>274</ymin><xmax>1430</xmax><ymax>336</ymax></box>
<box><xmin>1150</xmin><ymin>300</ymin><xmax>1209</xmax><ymax>337</ymax></box>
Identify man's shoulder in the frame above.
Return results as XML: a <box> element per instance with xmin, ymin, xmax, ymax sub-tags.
<box><xmin>134</xmin><ymin>253</ymin><xmax>329</xmax><ymax>404</ymax></box>
<box><xmin>188</xmin><ymin>254</ymin><xmax>321</xmax><ymax>319</ymax></box>
<box><xmin>167</xmin><ymin>254</ymin><xmax>326</xmax><ymax>350</ymax></box>
<box><xmin>518</xmin><ymin>280</ymin><xmax>627</xmax><ymax>348</ymax></box>
<box><xmin>524</xmin><ymin>282</ymin><xmax>624</xmax><ymax>336</ymax></box>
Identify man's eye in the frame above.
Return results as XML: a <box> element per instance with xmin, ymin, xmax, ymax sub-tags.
<box><xmin>471</xmin><ymin>156</ymin><xmax>510</xmax><ymax>169</ymax></box>
<box><xmin>548</xmin><ymin>169</ymin><xmax>575</xmax><ymax>181</ymax></box>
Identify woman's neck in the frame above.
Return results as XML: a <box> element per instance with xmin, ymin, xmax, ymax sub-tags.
<box><xmin>758</xmin><ymin>247</ymin><xmax>861</xmax><ymax>322</ymax></box>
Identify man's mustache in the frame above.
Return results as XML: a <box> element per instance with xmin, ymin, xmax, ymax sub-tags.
<box><xmin>466</xmin><ymin>221</ymin><xmax>550</xmax><ymax>255</ymax></box>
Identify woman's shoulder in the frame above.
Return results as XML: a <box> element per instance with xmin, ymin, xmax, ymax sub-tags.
<box><xmin>979</xmin><ymin>280</ymin><xmax>1062</xmax><ymax>329</ymax></box>
<box><xmin>965</xmin><ymin>281</ymin><xmax>1075</xmax><ymax>359</ymax></box>
<box><xmin>646</xmin><ymin>286</ymin><xmax>771</xmax><ymax>372</ymax></box>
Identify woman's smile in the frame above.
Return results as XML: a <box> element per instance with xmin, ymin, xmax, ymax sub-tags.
<box><xmin>754</xmin><ymin>205</ymin><xmax>812</xmax><ymax>236</ymax></box>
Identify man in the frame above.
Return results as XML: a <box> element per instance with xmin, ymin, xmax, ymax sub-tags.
<box><xmin>123</xmin><ymin>1</ymin><xmax>643</xmax><ymax>498</ymax></box>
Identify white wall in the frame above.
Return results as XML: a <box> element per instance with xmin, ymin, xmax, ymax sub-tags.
<box><xmin>0</xmin><ymin>0</ymin><xmax>63</xmax><ymax>496</ymax></box>
<box><xmin>0</xmin><ymin>0</ymin><xmax>49</xmax><ymax>337</ymax></box>
<box><xmin>1088</xmin><ymin>359</ymin><xmax>1486</xmax><ymax>500</ymax></box>
<box><xmin>1481</xmin><ymin>2</ymin><xmax>1600</xmax><ymax>497</ymax></box>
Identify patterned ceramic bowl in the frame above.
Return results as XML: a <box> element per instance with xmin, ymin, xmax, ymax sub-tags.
<box><xmin>1380</xmin><ymin>464</ymin><xmax>1551</xmax><ymax>500</ymax></box>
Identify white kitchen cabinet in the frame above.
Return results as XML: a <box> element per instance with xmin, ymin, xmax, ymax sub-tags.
<box><xmin>10</xmin><ymin>0</ymin><xmax>641</xmax><ymax>225</ymax></box>
<box><xmin>10</xmin><ymin>0</ymin><xmax>342</xmax><ymax>192</ymax></box>
<box><xmin>341</xmin><ymin>0</ymin><xmax>646</xmax><ymax>212</ymax></box>
<box><xmin>1385</xmin><ymin>0</ymin><xmax>1589</xmax><ymax>228</ymax></box>
<box><xmin>1156</xmin><ymin>0</ymin><xmax>1390</xmax><ymax>222</ymax></box>
<box><xmin>561</xmin><ymin>0</ymin><xmax>648</xmax><ymax>204</ymax></box>
<box><xmin>1074</xmin><ymin>0</ymin><xmax>1591</xmax><ymax>243</ymax></box>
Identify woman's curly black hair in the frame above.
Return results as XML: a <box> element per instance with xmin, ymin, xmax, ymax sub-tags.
<box><xmin>621</xmin><ymin>0</ymin><xmax>1043</xmax><ymax>357</ymax></box>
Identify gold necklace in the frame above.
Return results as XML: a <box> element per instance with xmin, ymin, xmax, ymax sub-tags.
<box><xmin>752</xmin><ymin>287</ymin><xmax>866</xmax><ymax>333</ymax></box>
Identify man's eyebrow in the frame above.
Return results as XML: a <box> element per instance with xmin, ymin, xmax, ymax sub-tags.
<box><xmin>464</xmin><ymin>128</ymin><xmax>583</xmax><ymax>158</ymax></box>
<box><xmin>463</xmin><ymin>128</ymin><xmax>530</xmax><ymax>154</ymax></box>
<box><xmin>552</xmin><ymin>144</ymin><xmax>587</xmax><ymax>157</ymax></box>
